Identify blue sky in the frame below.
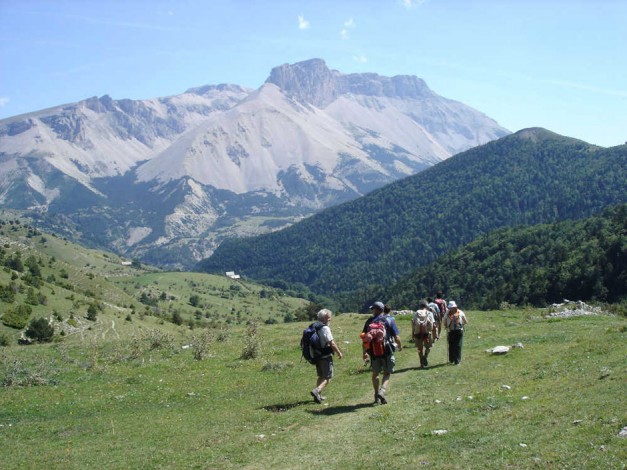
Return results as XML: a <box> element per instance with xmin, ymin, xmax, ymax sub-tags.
<box><xmin>1</xmin><ymin>0</ymin><xmax>625</xmax><ymax>147</ymax></box>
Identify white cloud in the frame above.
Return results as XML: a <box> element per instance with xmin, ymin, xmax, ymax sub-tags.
<box><xmin>0</xmin><ymin>96</ymin><xmax>9</xmax><ymax>108</ymax></box>
<box><xmin>298</xmin><ymin>15</ymin><xmax>309</xmax><ymax>30</ymax></box>
<box><xmin>353</xmin><ymin>54</ymin><xmax>368</xmax><ymax>63</ymax></box>
<box><xmin>340</xmin><ymin>17</ymin><xmax>355</xmax><ymax>39</ymax></box>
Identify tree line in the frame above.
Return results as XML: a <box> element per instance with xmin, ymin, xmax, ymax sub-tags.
<box><xmin>198</xmin><ymin>129</ymin><xmax>627</xmax><ymax>302</ymax></box>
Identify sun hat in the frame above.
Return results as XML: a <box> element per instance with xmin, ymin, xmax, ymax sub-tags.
<box><xmin>447</xmin><ymin>300</ymin><xmax>457</xmax><ymax>309</ymax></box>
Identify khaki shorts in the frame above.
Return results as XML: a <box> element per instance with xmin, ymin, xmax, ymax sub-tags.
<box><xmin>371</xmin><ymin>354</ymin><xmax>395</xmax><ymax>374</ymax></box>
<box><xmin>315</xmin><ymin>356</ymin><xmax>334</xmax><ymax>379</ymax></box>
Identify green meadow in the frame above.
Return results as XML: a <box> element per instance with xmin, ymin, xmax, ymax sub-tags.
<box><xmin>1</xmin><ymin>309</ymin><xmax>625</xmax><ymax>469</ymax></box>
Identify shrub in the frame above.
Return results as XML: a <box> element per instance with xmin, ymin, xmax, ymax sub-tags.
<box><xmin>25</xmin><ymin>318</ymin><xmax>54</xmax><ymax>343</ymax></box>
<box><xmin>190</xmin><ymin>330</ymin><xmax>213</xmax><ymax>360</ymax></box>
<box><xmin>143</xmin><ymin>329</ymin><xmax>174</xmax><ymax>351</ymax></box>
<box><xmin>171</xmin><ymin>311</ymin><xmax>183</xmax><ymax>326</ymax></box>
<box><xmin>2</xmin><ymin>304</ymin><xmax>32</xmax><ymax>329</ymax></box>
<box><xmin>86</xmin><ymin>303</ymin><xmax>99</xmax><ymax>321</ymax></box>
<box><xmin>0</xmin><ymin>333</ymin><xmax>10</xmax><ymax>347</ymax></box>
<box><xmin>240</xmin><ymin>321</ymin><xmax>260</xmax><ymax>360</ymax></box>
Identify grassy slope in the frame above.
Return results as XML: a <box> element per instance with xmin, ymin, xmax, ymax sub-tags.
<box><xmin>1</xmin><ymin>310</ymin><xmax>625</xmax><ymax>469</ymax></box>
<box><xmin>1</xmin><ymin>221</ymin><xmax>308</xmax><ymax>345</ymax></box>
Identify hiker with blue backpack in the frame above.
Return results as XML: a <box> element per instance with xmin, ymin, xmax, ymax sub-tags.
<box><xmin>360</xmin><ymin>301</ymin><xmax>402</xmax><ymax>405</ymax></box>
<box><xmin>304</xmin><ymin>308</ymin><xmax>343</xmax><ymax>404</ymax></box>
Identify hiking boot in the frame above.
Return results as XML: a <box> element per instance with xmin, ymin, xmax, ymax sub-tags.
<box><xmin>310</xmin><ymin>388</ymin><xmax>322</xmax><ymax>404</ymax></box>
<box><xmin>424</xmin><ymin>356</ymin><xmax>429</xmax><ymax>368</ymax></box>
<box><xmin>374</xmin><ymin>393</ymin><xmax>380</xmax><ymax>404</ymax></box>
<box><xmin>377</xmin><ymin>389</ymin><xmax>387</xmax><ymax>405</ymax></box>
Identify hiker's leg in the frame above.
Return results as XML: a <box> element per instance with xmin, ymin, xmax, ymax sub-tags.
<box><xmin>380</xmin><ymin>373</ymin><xmax>391</xmax><ymax>392</ymax></box>
<box><xmin>316</xmin><ymin>377</ymin><xmax>329</xmax><ymax>391</ymax></box>
<box><xmin>371</xmin><ymin>372</ymin><xmax>380</xmax><ymax>392</ymax></box>
<box><xmin>456</xmin><ymin>332</ymin><xmax>464</xmax><ymax>364</ymax></box>
<box><xmin>315</xmin><ymin>358</ymin><xmax>332</xmax><ymax>392</ymax></box>
<box><xmin>448</xmin><ymin>333</ymin><xmax>455</xmax><ymax>363</ymax></box>
<box><xmin>417</xmin><ymin>338</ymin><xmax>426</xmax><ymax>366</ymax></box>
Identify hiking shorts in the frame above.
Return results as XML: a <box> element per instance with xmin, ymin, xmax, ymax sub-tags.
<box><xmin>414</xmin><ymin>334</ymin><xmax>431</xmax><ymax>352</ymax></box>
<box><xmin>371</xmin><ymin>354</ymin><xmax>395</xmax><ymax>375</ymax></box>
<box><xmin>315</xmin><ymin>356</ymin><xmax>334</xmax><ymax>379</ymax></box>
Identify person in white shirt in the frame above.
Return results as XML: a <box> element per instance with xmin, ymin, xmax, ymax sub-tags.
<box><xmin>310</xmin><ymin>309</ymin><xmax>343</xmax><ymax>403</ymax></box>
<box><xmin>444</xmin><ymin>301</ymin><xmax>468</xmax><ymax>365</ymax></box>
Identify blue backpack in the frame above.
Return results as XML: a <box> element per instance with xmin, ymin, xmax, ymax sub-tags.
<box><xmin>301</xmin><ymin>321</ymin><xmax>331</xmax><ymax>364</ymax></box>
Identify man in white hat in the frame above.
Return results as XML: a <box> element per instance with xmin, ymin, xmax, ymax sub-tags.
<box><xmin>444</xmin><ymin>301</ymin><xmax>468</xmax><ymax>365</ymax></box>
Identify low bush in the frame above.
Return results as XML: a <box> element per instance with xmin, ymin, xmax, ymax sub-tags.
<box><xmin>2</xmin><ymin>304</ymin><xmax>32</xmax><ymax>329</ymax></box>
<box><xmin>25</xmin><ymin>317</ymin><xmax>55</xmax><ymax>343</ymax></box>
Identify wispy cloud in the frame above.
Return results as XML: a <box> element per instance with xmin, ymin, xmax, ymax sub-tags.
<box><xmin>542</xmin><ymin>78</ymin><xmax>627</xmax><ymax>99</ymax></box>
<box><xmin>298</xmin><ymin>15</ymin><xmax>309</xmax><ymax>30</ymax></box>
<box><xmin>13</xmin><ymin>8</ymin><xmax>181</xmax><ymax>33</ymax></box>
<box><xmin>353</xmin><ymin>54</ymin><xmax>368</xmax><ymax>63</ymax></box>
<box><xmin>400</xmin><ymin>0</ymin><xmax>427</xmax><ymax>9</ymax></box>
<box><xmin>340</xmin><ymin>17</ymin><xmax>355</xmax><ymax>40</ymax></box>
<box><xmin>426</xmin><ymin>58</ymin><xmax>627</xmax><ymax>99</ymax></box>
<box><xmin>0</xmin><ymin>97</ymin><xmax>9</xmax><ymax>108</ymax></box>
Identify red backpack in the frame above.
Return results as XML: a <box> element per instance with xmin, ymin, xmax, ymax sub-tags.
<box><xmin>364</xmin><ymin>319</ymin><xmax>387</xmax><ymax>357</ymax></box>
<box><xmin>435</xmin><ymin>298</ymin><xmax>447</xmax><ymax>316</ymax></box>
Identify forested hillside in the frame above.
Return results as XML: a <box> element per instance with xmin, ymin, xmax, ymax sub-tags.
<box><xmin>379</xmin><ymin>204</ymin><xmax>627</xmax><ymax>310</ymax></box>
<box><xmin>197</xmin><ymin>128</ymin><xmax>627</xmax><ymax>302</ymax></box>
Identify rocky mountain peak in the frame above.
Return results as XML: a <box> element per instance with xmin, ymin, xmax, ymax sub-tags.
<box><xmin>265</xmin><ymin>58</ymin><xmax>341</xmax><ymax>107</ymax></box>
<box><xmin>265</xmin><ymin>58</ymin><xmax>435</xmax><ymax>107</ymax></box>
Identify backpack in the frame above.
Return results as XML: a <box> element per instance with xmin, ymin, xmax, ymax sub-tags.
<box><xmin>448</xmin><ymin>313</ymin><xmax>463</xmax><ymax>331</ymax></box>
<box><xmin>363</xmin><ymin>318</ymin><xmax>389</xmax><ymax>357</ymax></box>
<box><xmin>413</xmin><ymin>310</ymin><xmax>433</xmax><ymax>337</ymax></box>
<box><xmin>428</xmin><ymin>303</ymin><xmax>440</xmax><ymax>322</ymax></box>
<box><xmin>434</xmin><ymin>298</ymin><xmax>447</xmax><ymax>316</ymax></box>
<box><xmin>301</xmin><ymin>322</ymin><xmax>331</xmax><ymax>364</ymax></box>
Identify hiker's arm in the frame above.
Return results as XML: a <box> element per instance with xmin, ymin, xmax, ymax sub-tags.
<box><xmin>329</xmin><ymin>340</ymin><xmax>343</xmax><ymax>359</ymax></box>
<box><xmin>394</xmin><ymin>335</ymin><xmax>402</xmax><ymax>351</ymax></box>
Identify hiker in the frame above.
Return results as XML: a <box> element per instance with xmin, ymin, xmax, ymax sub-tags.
<box><xmin>361</xmin><ymin>301</ymin><xmax>402</xmax><ymax>404</ymax></box>
<box><xmin>310</xmin><ymin>308</ymin><xmax>343</xmax><ymax>403</ymax></box>
<box><xmin>383</xmin><ymin>304</ymin><xmax>402</xmax><ymax>352</ymax></box>
<box><xmin>412</xmin><ymin>299</ymin><xmax>436</xmax><ymax>368</ymax></box>
<box><xmin>444</xmin><ymin>301</ymin><xmax>467</xmax><ymax>365</ymax></box>
<box><xmin>426</xmin><ymin>297</ymin><xmax>440</xmax><ymax>340</ymax></box>
<box><xmin>433</xmin><ymin>291</ymin><xmax>448</xmax><ymax>339</ymax></box>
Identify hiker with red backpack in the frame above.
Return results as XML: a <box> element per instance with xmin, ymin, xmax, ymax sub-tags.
<box><xmin>360</xmin><ymin>301</ymin><xmax>402</xmax><ymax>405</ymax></box>
<box><xmin>308</xmin><ymin>309</ymin><xmax>343</xmax><ymax>404</ymax></box>
<box><xmin>444</xmin><ymin>301</ymin><xmax>468</xmax><ymax>365</ymax></box>
<box><xmin>412</xmin><ymin>299</ymin><xmax>436</xmax><ymax>368</ymax></box>
<box><xmin>433</xmin><ymin>291</ymin><xmax>448</xmax><ymax>340</ymax></box>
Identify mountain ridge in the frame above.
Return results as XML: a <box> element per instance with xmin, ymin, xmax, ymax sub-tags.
<box><xmin>0</xmin><ymin>58</ymin><xmax>509</xmax><ymax>268</ymax></box>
